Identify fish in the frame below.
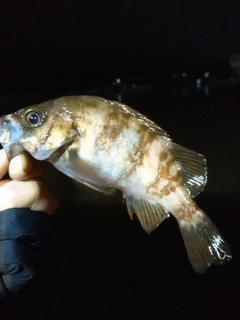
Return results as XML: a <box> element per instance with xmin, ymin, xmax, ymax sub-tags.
<box><xmin>0</xmin><ymin>95</ymin><xmax>232</xmax><ymax>273</ymax></box>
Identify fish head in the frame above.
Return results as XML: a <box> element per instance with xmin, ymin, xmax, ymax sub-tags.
<box><xmin>0</xmin><ymin>99</ymin><xmax>78</xmax><ymax>160</ymax></box>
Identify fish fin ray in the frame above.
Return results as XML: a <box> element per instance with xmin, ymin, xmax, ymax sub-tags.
<box><xmin>125</xmin><ymin>195</ymin><xmax>170</xmax><ymax>233</ymax></box>
<box><xmin>179</xmin><ymin>211</ymin><xmax>232</xmax><ymax>273</ymax></box>
<box><xmin>170</xmin><ymin>142</ymin><xmax>207</xmax><ymax>197</ymax></box>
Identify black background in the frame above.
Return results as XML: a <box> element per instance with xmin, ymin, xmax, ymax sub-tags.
<box><xmin>0</xmin><ymin>1</ymin><xmax>240</xmax><ymax>319</ymax></box>
<box><xmin>1</xmin><ymin>0</ymin><xmax>240</xmax><ymax>92</ymax></box>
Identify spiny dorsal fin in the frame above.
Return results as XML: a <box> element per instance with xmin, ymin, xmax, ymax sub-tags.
<box><xmin>125</xmin><ymin>195</ymin><xmax>170</xmax><ymax>233</ymax></box>
<box><xmin>169</xmin><ymin>142</ymin><xmax>207</xmax><ymax>198</ymax></box>
<box><xmin>101</xmin><ymin>98</ymin><xmax>170</xmax><ymax>138</ymax></box>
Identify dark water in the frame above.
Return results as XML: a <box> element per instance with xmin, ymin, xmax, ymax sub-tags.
<box><xmin>0</xmin><ymin>80</ymin><xmax>240</xmax><ymax>319</ymax></box>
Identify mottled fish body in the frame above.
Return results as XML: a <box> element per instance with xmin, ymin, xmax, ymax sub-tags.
<box><xmin>0</xmin><ymin>96</ymin><xmax>232</xmax><ymax>272</ymax></box>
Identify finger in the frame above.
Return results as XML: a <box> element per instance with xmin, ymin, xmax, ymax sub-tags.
<box><xmin>0</xmin><ymin>149</ymin><xmax>9</xmax><ymax>179</ymax></box>
<box><xmin>0</xmin><ymin>179</ymin><xmax>11</xmax><ymax>186</ymax></box>
<box><xmin>9</xmin><ymin>152</ymin><xmax>43</xmax><ymax>181</ymax></box>
<box><xmin>0</xmin><ymin>180</ymin><xmax>59</xmax><ymax>215</ymax></box>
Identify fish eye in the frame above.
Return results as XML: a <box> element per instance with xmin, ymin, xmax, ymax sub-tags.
<box><xmin>24</xmin><ymin>110</ymin><xmax>43</xmax><ymax>127</ymax></box>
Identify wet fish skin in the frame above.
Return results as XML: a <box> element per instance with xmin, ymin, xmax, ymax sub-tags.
<box><xmin>0</xmin><ymin>96</ymin><xmax>232</xmax><ymax>272</ymax></box>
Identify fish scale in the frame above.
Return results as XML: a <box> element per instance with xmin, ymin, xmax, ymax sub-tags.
<box><xmin>0</xmin><ymin>95</ymin><xmax>232</xmax><ymax>273</ymax></box>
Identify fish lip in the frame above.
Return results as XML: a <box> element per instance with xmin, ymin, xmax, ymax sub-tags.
<box><xmin>0</xmin><ymin>116</ymin><xmax>11</xmax><ymax>137</ymax></box>
<box><xmin>0</xmin><ymin>116</ymin><xmax>11</xmax><ymax>149</ymax></box>
<box><xmin>0</xmin><ymin>115</ymin><xmax>24</xmax><ymax>159</ymax></box>
<box><xmin>4</xmin><ymin>143</ymin><xmax>25</xmax><ymax>160</ymax></box>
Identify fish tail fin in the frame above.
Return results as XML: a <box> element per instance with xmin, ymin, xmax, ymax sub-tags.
<box><xmin>178</xmin><ymin>210</ymin><xmax>232</xmax><ymax>273</ymax></box>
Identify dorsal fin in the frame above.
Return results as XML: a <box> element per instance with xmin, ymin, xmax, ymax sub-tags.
<box><xmin>170</xmin><ymin>142</ymin><xmax>207</xmax><ymax>198</ymax></box>
<box><xmin>125</xmin><ymin>195</ymin><xmax>170</xmax><ymax>234</ymax></box>
<box><xmin>101</xmin><ymin>98</ymin><xmax>170</xmax><ymax>138</ymax></box>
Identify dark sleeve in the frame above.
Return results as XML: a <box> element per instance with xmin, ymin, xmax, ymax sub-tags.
<box><xmin>0</xmin><ymin>208</ymin><xmax>52</xmax><ymax>299</ymax></box>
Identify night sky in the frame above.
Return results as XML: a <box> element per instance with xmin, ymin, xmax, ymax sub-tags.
<box><xmin>1</xmin><ymin>0</ymin><xmax>240</xmax><ymax>92</ymax></box>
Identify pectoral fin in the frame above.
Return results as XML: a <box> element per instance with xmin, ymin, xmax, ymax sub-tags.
<box><xmin>125</xmin><ymin>195</ymin><xmax>169</xmax><ymax>233</ymax></box>
<box><xmin>74</xmin><ymin>179</ymin><xmax>121</xmax><ymax>197</ymax></box>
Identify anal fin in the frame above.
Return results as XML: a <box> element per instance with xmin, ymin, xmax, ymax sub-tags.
<box><xmin>125</xmin><ymin>195</ymin><xmax>170</xmax><ymax>233</ymax></box>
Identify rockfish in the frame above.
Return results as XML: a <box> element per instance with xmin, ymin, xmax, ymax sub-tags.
<box><xmin>0</xmin><ymin>96</ymin><xmax>232</xmax><ymax>272</ymax></box>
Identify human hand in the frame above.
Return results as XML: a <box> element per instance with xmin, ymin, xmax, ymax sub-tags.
<box><xmin>0</xmin><ymin>149</ymin><xmax>59</xmax><ymax>298</ymax></box>
<box><xmin>0</xmin><ymin>149</ymin><xmax>59</xmax><ymax>214</ymax></box>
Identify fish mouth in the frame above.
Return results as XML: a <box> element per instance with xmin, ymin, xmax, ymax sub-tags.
<box><xmin>2</xmin><ymin>143</ymin><xmax>25</xmax><ymax>160</ymax></box>
<box><xmin>0</xmin><ymin>116</ymin><xmax>12</xmax><ymax>140</ymax></box>
<box><xmin>0</xmin><ymin>115</ymin><xmax>25</xmax><ymax>159</ymax></box>
<box><xmin>0</xmin><ymin>116</ymin><xmax>10</xmax><ymax>132</ymax></box>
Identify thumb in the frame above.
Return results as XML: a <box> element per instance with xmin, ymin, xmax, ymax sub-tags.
<box><xmin>9</xmin><ymin>152</ymin><xmax>42</xmax><ymax>180</ymax></box>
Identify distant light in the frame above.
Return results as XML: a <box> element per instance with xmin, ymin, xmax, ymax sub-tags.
<box><xmin>116</xmin><ymin>78</ymin><xmax>121</xmax><ymax>84</ymax></box>
<box><xmin>182</xmin><ymin>72</ymin><xmax>187</xmax><ymax>77</ymax></box>
<box><xmin>196</xmin><ymin>79</ymin><xmax>201</xmax><ymax>85</ymax></box>
<box><xmin>204</xmin><ymin>72</ymin><xmax>210</xmax><ymax>78</ymax></box>
<box><xmin>172</xmin><ymin>73</ymin><xmax>177</xmax><ymax>78</ymax></box>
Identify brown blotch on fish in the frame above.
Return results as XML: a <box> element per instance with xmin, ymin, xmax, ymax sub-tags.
<box><xmin>160</xmin><ymin>183</ymin><xmax>177</xmax><ymax>196</ymax></box>
<box><xmin>159</xmin><ymin>150</ymin><xmax>169</xmax><ymax>161</ymax></box>
<box><xmin>125</xmin><ymin>130</ymin><xmax>157</xmax><ymax>178</ymax></box>
<box><xmin>165</xmin><ymin>157</ymin><xmax>176</xmax><ymax>170</ymax></box>
<box><xmin>171</xmin><ymin>170</ymin><xmax>182</xmax><ymax>183</ymax></box>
